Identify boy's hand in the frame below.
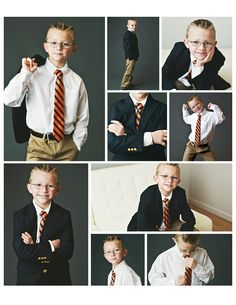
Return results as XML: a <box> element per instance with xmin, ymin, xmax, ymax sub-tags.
<box><xmin>208</xmin><ymin>103</ymin><xmax>215</xmax><ymax>109</ymax></box>
<box><xmin>175</xmin><ymin>275</ymin><xmax>185</xmax><ymax>285</ymax></box>
<box><xmin>182</xmin><ymin>104</ymin><xmax>188</xmax><ymax>110</ymax></box>
<box><xmin>51</xmin><ymin>239</ymin><xmax>61</xmax><ymax>249</ymax></box>
<box><xmin>151</xmin><ymin>130</ymin><xmax>167</xmax><ymax>146</ymax></box>
<box><xmin>184</xmin><ymin>257</ymin><xmax>197</xmax><ymax>269</ymax></box>
<box><xmin>22</xmin><ymin>57</ymin><xmax>38</xmax><ymax>73</ymax></box>
<box><xmin>21</xmin><ymin>232</ymin><xmax>34</xmax><ymax>244</ymax></box>
<box><xmin>108</xmin><ymin>120</ymin><xmax>126</xmax><ymax>136</ymax></box>
<box><xmin>195</xmin><ymin>46</ymin><xmax>215</xmax><ymax>67</ymax></box>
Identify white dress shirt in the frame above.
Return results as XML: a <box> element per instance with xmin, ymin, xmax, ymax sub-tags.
<box><xmin>129</xmin><ymin>93</ymin><xmax>153</xmax><ymax>146</ymax></box>
<box><xmin>32</xmin><ymin>200</ymin><xmax>54</xmax><ymax>252</ymax></box>
<box><xmin>107</xmin><ymin>260</ymin><xmax>142</xmax><ymax>286</ymax></box>
<box><xmin>4</xmin><ymin>58</ymin><xmax>89</xmax><ymax>151</ymax></box>
<box><xmin>182</xmin><ymin>104</ymin><xmax>225</xmax><ymax>144</ymax></box>
<box><xmin>178</xmin><ymin>54</ymin><xmax>204</xmax><ymax>86</ymax></box>
<box><xmin>148</xmin><ymin>245</ymin><xmax>214</xmax><ymax>285</ymax></box>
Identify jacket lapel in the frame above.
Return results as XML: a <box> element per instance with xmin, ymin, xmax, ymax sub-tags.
<box><xmin>139</xmin><ymin>94</ymin><xmax>157</xmax><ymax>131</ymax></box>
<box><xmin>26</xmin><ymin>203</ymin><xmax>37</xmax><ymax>242</ymax></box>
<box><xmin>40</xmin><ymin>203</ymin><xmax>60</xmax><ymax>241</ymax></box>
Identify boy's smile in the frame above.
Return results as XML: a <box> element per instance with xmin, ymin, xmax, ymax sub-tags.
<box><xmin>104</xmin><ymin>241</ymin><xmax>127</xmax><ymax>268</ymax></box>
<box><xmin>155</xmin><ymin>165</ymin><xmax>180</xmax><ymax>197</ymax></box>
<box><xmin>188</xmin><ymin>98</ymin><xmax>204</xmax><ymax>113</ymax></box>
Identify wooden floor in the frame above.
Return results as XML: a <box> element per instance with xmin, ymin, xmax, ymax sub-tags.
<box><xmin>189</xmin><ymin>203</ymin><xmax>232</xmax><ymax>231</ymax></box>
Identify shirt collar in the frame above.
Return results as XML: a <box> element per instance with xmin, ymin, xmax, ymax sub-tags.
<box><xmin>129</xmin><ymin>93</ymin><xmax>148</xmax><ymax>107</ymax></box>
<box><xmin>195</xmin><ymin>109</ymin><xmax>207</xmax><ymax>117</ymax></box>
<box><xmin>45</xmin><ymin>58</ymin><xmax>68</xmax><ymax>75</ymax></box>
<box><xmin>160</xmin><ymin>192</ymin><xmax>172</xmax><ymax>201</ymax></box>
<box><xmin>33</xmin><ymin>199</ymin><xmax>51</xmax><ymax>216</ymax></box>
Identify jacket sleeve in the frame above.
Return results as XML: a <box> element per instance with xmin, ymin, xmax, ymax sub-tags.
<box><xmin>53</xmin><ymin>211</ymin><xmax>74</xmax><ymax>260</ymax></box>
<box><xmin>13</xmin><ymin>211</ymin><xmax>53</xmax><ymax>262</ymax></box>
<box><xmin>162</xmin><ymin>43</ymin><xmax>180</xmax><ymax>90</ymax></box>
<box><xmin>108</xmin><ymin>103</ymin><xmax>145</xmax><ymax>154</ymax></box>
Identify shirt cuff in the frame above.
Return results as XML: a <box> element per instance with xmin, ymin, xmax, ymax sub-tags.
<box><xmin>20</xmin><ymin>68</ymin><xmax>33</xmax><ymax>81</ymax></box>
<box><xmin>144</xmin><ymin>132</ymin><xmax>153</xmax><ymax>146</ymax></box>
<box><xmin>48</xmin><ymin>240</ymin><xmax>55</xmax><ymax>252</ymax></box>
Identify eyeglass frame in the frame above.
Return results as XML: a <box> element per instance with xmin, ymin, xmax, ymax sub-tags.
<box><xmin>188</xmin><ymin>40</ymin><xmax>216</xmax><ymax>49</ymax></box>
<box><xmin>104</xmin><ymin>248</ymin><xmax>124</xmax><ymax>255</ymax></box>
<box><xmin>159</xmin><ymin>175</ymin><xmax>180</xmax><ymax>182</ymax></box>
<box><xmin>46</xmin><ymin>41</ymin><xmax>75</xmax><ymax>49</ymax></box>
<box><xmin>30</xmin><ymin>183</ymin><xmax>57</xmax><ymax>191</ymax></box>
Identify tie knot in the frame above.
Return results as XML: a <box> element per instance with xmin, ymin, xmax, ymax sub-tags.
<box><xmin>40</xmin><ymin>210</ymin><xmax>47</xmax><ymax>218</ymax></box>
<box><xmin>136</xmin><ymin>103</ymin><xmax>143</xmax><ymax>110</ymax></box>
<box><xmin>54</xmin><ymin>69</ymin><xmax>63</xmax><ymax>78</ymax></box>
<box><xmin>163</xmin><ymin>198</ymin><xmax>169</xmax><ymax>205</ymax></box>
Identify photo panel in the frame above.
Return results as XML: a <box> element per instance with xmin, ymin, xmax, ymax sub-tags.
<box><xmin>4</xmin><ymin>163</ymin><xmax>88</xmax><ymax>285</ymax></box>
<box><xmin>169</xmin><ymin>92</ymin><xmax>232</xmax><ymax>161</ymax></box>
<box><xmin>4</xmin><ymin>17</ymin><xmax>105</xmax><ymax>161</ymax></box>
<box><xmin>107</xmin><ymin>92</ymin><xmax>167</xmax><ymax>161</ymax></box>
<box><xmin>162</xmin><ymin>17</ymin><xmax>232</xmax><ymax>90</ymax></box>
<box><xmin>91</xmin><ymin>234</ymin><xmax>145</xmax><ymax>285</ymax></box>
<box><xmin>147</xmin><ymin>233</ymin><xmax>232</xmax><ymax>285</ymax></box>
<box><xmin>90</xmin><ymin>163</ymin><xmax>232</xmax><ymax>233</ymax></box>
<box><xmin>107</xmin><ymin>17</ymin><xmax>159</xmax><ymax>90</ymax></box>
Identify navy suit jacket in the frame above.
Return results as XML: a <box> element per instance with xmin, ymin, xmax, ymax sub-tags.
<box><xmin>108</xmin><ymin>94</ymin><xmax>167</xmax><ymax>161</ymax></box>
<box><xmin>13</xmin><ymin>202</ymin><xmax>74</xmax><ymax>285</ymax></box>
<box><xmin>162</xmin><ymin>42</ymin><xmax>231</xmax><ymax>90</ymax></box>
<box><xmin>123</xmin><ymin>30</ymin><xmax>139</xmax><ymax>60</ymax></box>
<box><xmin>127</xmin><ymin>185</ymin><xmax>196</xmax><ymax>231</ymax></box>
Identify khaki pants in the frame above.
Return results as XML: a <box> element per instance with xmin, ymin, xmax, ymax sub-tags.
<box><xmin>183</xmin><ymin>141</ymin><xmax>216</xmax><ymax>161</ymax></box>
<box><xmin>26</xmin><ymin>134</ymin><xmax>79</xmax><ymax>161</ymax></box>
<box><xmin>120</xmin><ymin>59</ymin><xmax>136</xmax><ymax>89</ymax></box>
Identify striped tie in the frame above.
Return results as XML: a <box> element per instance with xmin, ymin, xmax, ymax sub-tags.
<box><xmin>195</xmin><ymin>113</ymin><xmax>201</xmax><ymax>146</ymax></box>
<box><xmin>109</xmin><ymin>269</ymin><xmax>116</xmax><ymax>286</ymax></box>
<box><xmin>183</xmin><ymin>253</ymin><xmax>192</xmax><ymax>286</ymax></box>
<box><xmin>53</xmin><ymin>69</ymin><xmax>65</xmax><ymax>142</ymax></box>
<box><xmin>163</xmin><ymin>198</ymin><xmax>170</xmax><ymax>231</ymax></box>
<box><xmin>39</xmin><ymin>211</ymin><xmax>48</xmax><ymax>238</ymax></box>
<box><xmin>135</xmin><ymin>103</ymin><xmax>143</xmax><ymax>130</ymax></box>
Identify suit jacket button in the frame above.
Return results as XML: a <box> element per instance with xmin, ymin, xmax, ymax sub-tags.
<box><xmin>43</xmin><ymin>269</ymin><xmax>48</xmax><ymax>273</ymax></box>
<box><xmin>134</xmin><ymin>148</ymin><xmax>137</xmax><ymax>151</ymax></box>
<box><xmin>128</xmin><ymin>148</ymin><xmax>131</xmax><ymax>151</ymax></box>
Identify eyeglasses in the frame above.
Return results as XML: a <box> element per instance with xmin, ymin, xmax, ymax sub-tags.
<box><xmin>177</xmin><ymin>244</ymin><xmax>197</xmax><ymax>254</ymax></box>
<box><xmin>46</xmin><ymin>41</ymin><xmax>74</xmax><ymax>49</ymax></box>
<box><xmin>159</xmin><ymin>175</ymin><xmax>180</xmax><ymax>182</ymax></box>
<box><xmin>189</xmin><ymin>41</ymin><xmax>215</xmax><ymax>49</ymax></box>
<box><xmin>104</xmin><ymin>248</ymin><xmax>123</xmax><ymax>255</ymax></box>
<box><xmin>31</xmin><ymin>183</ymin><xmax>57</xmax><ymax>191</ymax></box>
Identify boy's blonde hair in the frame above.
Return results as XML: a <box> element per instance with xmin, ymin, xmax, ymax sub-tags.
<box><xmin>29</xmin><ymin>164</ymin><xmax>58</xmax><ymax>184</ymax></box>
<box><xmin>186</xmin><ymin>19</ymin><xmax>216</xmax><ymax>40</ymax></box>
<box><xmin>45</xmin><ymin>22</ymin><xmax>76</xmax><ymax>44</ymax></box>
<box><xmin>187</xmin><ymin>95</ymin><xmax>204</xmax><ymax>105</ymax></box>
<box><xmin>155</xmin><ymin>163</ymin><xmax>180</xmax><ymax>176</ymax></box>
<box><xmin>175</xmin><ymin>234</ymin><xmax>200</xmax><ymax>245</ymax></box>
<box><xmin>103</xmin><ymin>236</ymin><xmax>124</xmax><ymax>248</ymax></box>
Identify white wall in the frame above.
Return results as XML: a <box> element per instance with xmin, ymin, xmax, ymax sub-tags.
<box><xmin>188</xmin><ymin>163</ymin><xmax>232</xmax><ymax>221</ymax></box>
<box><xmin>162</xmin><ymin>17</ymin><xmax>232</xmax><ymax>48</ymax></box>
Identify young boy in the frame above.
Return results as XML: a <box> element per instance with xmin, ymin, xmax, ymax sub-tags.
<box><xmin>120</xmin><ymin>18</ymin><xmax>139</xmax><ymax>90</ymax></box>
<box><xmin>108</xmin><ymin>92</ymin><xmax>167</xmax><ymax>161</ymax></box>
<box><xmin>13</xmin><ymin>165</ymin><xmax>74</xmax><ymax>285</ymax></box>
<box><xmin>4</xmin><ymin>22</ymin><xmax>89</xmax><ymax>161</ymax></box>
<box><xmin>162</xmin><ymin>19</ymin><xmax>231</xmax><ymax>90</ymax></box>
<box><xmin>127</xmin><ymin>163</ymin><xmax>195</xmax><ymax>231</ymax></box>
<box><xmin>182</xmin><ymin>95</ymin><xmax>225</xmax><ymax>161</ymax></box>
<box><xmin>148</xmin><ymin>234</ymin><xmax>215</xmax><ymax>285</ymax></box>
<box><xmin>103</xmin><ymin>236</ymin><xmax>142</xmax><ymax>285</ymax></box>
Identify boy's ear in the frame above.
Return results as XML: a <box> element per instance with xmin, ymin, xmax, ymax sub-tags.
<box><xmin>43</xmin><ymin>42</ymin><xmax>49</xmax><ymax>54</ymax></box>
<box><xmin>123</xmin><ymin>249</ymin><xmax>128</xmax><ymax>257</ymax></box>
<box><xmin>27</xmin><ymin>183</ymin><xmax>33</xmax><ymax>194</ymax></box>
<box><xmin>71</xmin><ymin>45</ymin><xmax>78</xmax><ymax>55</ymax></box>
<box><xmin>54</xmin><ymin>185</ymin><xmax>61</xmax><ymax>196</ymax></box>
<box><xmin>184</xmin><ymin>39</ymin><xmax>190</xmax><ymax>49</ymax></box>
<box><xmin>172</xmin><ymin>237</ymin><xmax>177</xmax><ymax>244</ymax></box>
<box><xmin>153</xmin><ymin>175</ymin><xmax>158</xmax><ymax>184</ymax></box>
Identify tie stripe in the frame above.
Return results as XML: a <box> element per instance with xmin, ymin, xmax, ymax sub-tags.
<box><xmin>163</xmin><ymin>198</ymin><xmax>170</xmax><ymax>231</ymax></box>
<box><xmin>53</xmin><ymin>69</ymin><xmax>65</xmax><ymax>142</ymax></box>
<box><xmin>109</xmin><ymin>269</ymin><xmax>116</xmax><ymax>286</ymax></box>
<box><xmin>135</xmin><ymin>103</ymin><xmax>144</xmax><ymax>130</ymax></box>
<box><xmin>184</xmin><ymin>253</ymin><xmax>192</xmax><ymax>286</ymax></box>
<box><xmin>195</xmin><ymin>113</ymin><xmax>201</xmax><ymax>146</ymax></box>
<box><xmin>39</xmin><ymin>211</ymin><xmax>48</xmax><ymax>238</ymax></box>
